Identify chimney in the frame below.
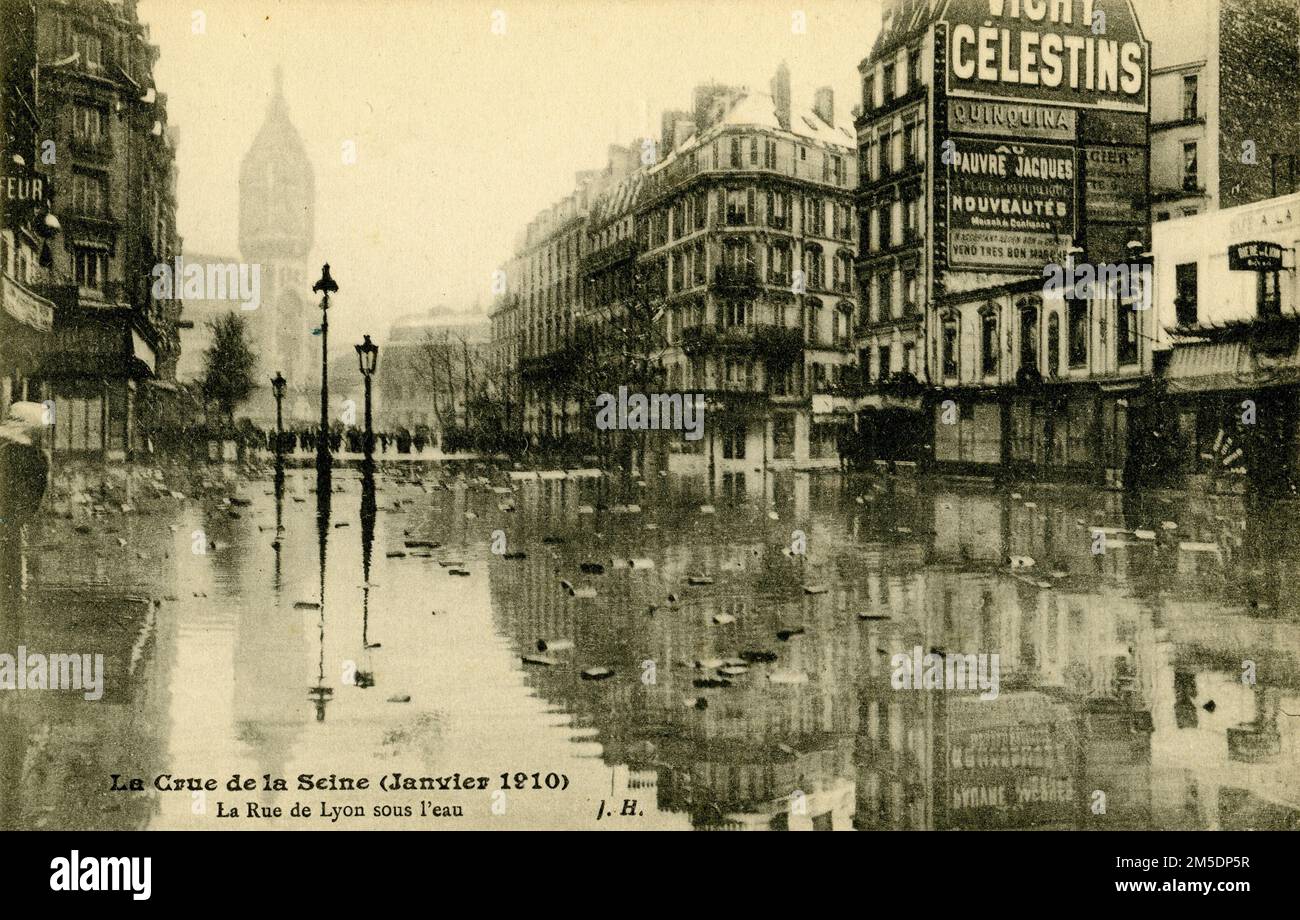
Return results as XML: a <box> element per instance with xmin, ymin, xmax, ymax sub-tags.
<box><xmin>814</xmin><ymin>86</ymin><xmax>834</xmax><ymax>126</ymax></box>
<box><xmin>771</xmin><ymin>62</ymin><xmax>792</xmax><ymax>131</ymax></box>
<box><xmin>674</xmin><ymin>118</ymin><xmax>696</xmax><ymax>149</ymax></box>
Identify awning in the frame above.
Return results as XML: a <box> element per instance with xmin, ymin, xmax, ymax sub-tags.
<box><xmin>1</xmin><ymin>272</ymin><xmax>53</xmax><ymax>332</ymax></box>
<box><xmin>1165</xmin><ymin>341</ymin><xmax>1253</xmax><ymax>393</ymax></box>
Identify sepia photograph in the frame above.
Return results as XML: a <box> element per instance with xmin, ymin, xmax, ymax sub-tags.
<box><xmin>0</xmin><ymin>0</ymin><xmax>1294</xmax><ymax>896</ymax></box>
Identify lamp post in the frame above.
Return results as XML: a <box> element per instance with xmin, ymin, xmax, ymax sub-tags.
<box><xmin>312</xmin><ymin>264</ymin><xmax>338</xmax><ymax>477</ymax></box>
<box><xmin>270</xmin><ymin>371</ymin><xmax>286</xmax><ymax>458</ymax></box>
<box><xmin>355</xmin><ymin>334</ymin><xmax>379</xmax><ymax>468</ymax></box>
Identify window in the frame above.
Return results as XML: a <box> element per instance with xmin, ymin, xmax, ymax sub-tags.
<box><xmin>1118</xmin><ymin>303</ymin><xmax>1139</xmax><ymax>365</ymax></box>
<box><xmin>909</xmin><ymin>47</ymin><xmax>923</xmax><ymax>90</ymax></box>
<box><xmin>904</xmin><ymin>194</ymin><xmax>921</xmax><ymax>241</ymax></box>
<box><xmin>694</xmin><ymin>190</ymin><xmax>708</xmax><ymax>230</ymax></box>
<box><xmin>805</xmin><ymin>196</ymin><xmax>824</xmax><ymax>235</ymax></box>
<box><xmin>822</xmin><ymin>152</ymin><xmax>831</xmax><ymax>182</ymax></box>
<box><xmin>1018</xmin><ymin>300</ymin><xmax>1039</xmax><ymax>371</ymax></box>
<box><xmin>725</xmin><ymin>189</ymin><xmax>749</xmax><ymax>225</ymax></box>
<box><xmin>980</xmin><ymin>308</ymin><xmax>998</xmax><ymax>376</ymax></box>
<box><xmin>767</xmin><ymin>191</ymin><xmax>789</xmax><ymax>229</ymax></box>
<box><xmin>878</xmin><ymin>344</ymin><xmax>892</xmax><ymax>380</ymax></box>
<box><xmin>773</xmin><ymin>414</ymin><xmax>795</xmax><ymax>459</ymax></box>
<box><xmin>902</xmin><ymin>267</ymin><xmax>918</xmax><ymax>315</ymax></box>
<box><xmin>942</xmin><ymin>315</ymin><xmax>959</xmax><ymax>378</ymax></box>
<box><xmin>806</xmin><ymin>299</ymin><xmax>823</xmax><ymax>345</ymax></box>
<box><xmin>768</xmin><ymin>243</ymin><xmax>791</xmax><ymax>284</ymax></box>
<box><xmin>75</xmin><ymin>32</ymin><xmax>103</xmax><ymax>70</ymax></box>
<box><xmin>749</xmin><ymin>137</ymin><xmax>758</xmax><ymax>166</ymax></box>
<box><xmin>883</xmin><ymin>62</ymin><xmax>896</xmax><ymax>102</ymax></box>
<box><xmin>1068</xmin><ymin>298</ymin><xmax>1088</xmax><ymax>367</ymax></box>
<box><xmin>74</xmin><ymin>246</ymin><xmax>106</xmax><ymax>290</ymax></box>
<box><xmin>1182</xmin><ymin>74</ymin><xmax>1198</xmax><ymax>121</ymax></box>
<box><xmin>805</xmin><ymin>246</ymin><xmax>824</xmax><ymax>289</ymax></box>
<box><xmin>693</xmin><ymin>241</ymin><xmax>706</xmax><ymax>285</ymax></box>
<box><xmin>74</xmin><ymin>103</ymin><xmax>105</xmax><ymax>140</ymax></box>
<box><xmin>1175</xmin><ymin>262</ymin><xmax>1198</xmax><ymax>326</ymax></box>
<box><xmin>903</xmin><ymin>119</ymin><xmax>920</xmax><ymax>167</ymax></box>
<box><xmin>903</xmin><ymin>342</ymin><xmax>915</xmax><ymax>375</ymax></box>
<box><xmin>835</xmin><ymin>252</ymin><xmax>853</xmax><ymax>293</ymax></box>
<box><xmin>72</xmin><ymin>171</ymin><xmax>106</xmax><ymax>215</ymax></box>
<box><xmin>1046</xmin><ymin>313</ymin><xmax>1061</xmax><ymax>376</ymax></box>
<box><xmin>730</xmin><ymin>137</ymin><xmax>742</xmax><ymax>168</ymax></box>
<box><xmin>862</xmin><ymin>75</ymin><xmax>875</xmax><ymax>111</ymax></box>
<box><xmin>1259</xmin><ymin>269</ymin><xmax>1281</xmax><ymax>317</ymax></box>
<box><xmin>1182</xmin><ymin>142</ymin><xmax>1198</xmax><ymax>191</ymax></box>
<box><xmin>878</xmin><ymin>269</ymin><xmax>893</xmax><ymax>320</ymax></box>
<box><xmin>722</xmin><ymin>423</ymin><xmax>746</xmax><ymax>459</ymax></box>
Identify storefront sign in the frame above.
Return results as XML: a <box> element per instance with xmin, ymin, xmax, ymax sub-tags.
<box><xmin>1084</xmin><ymin>146</ymin><xmax>1145</xmax><ymax>223</ymax></box>
<box><xmin>940</xmin><ymin>0</ymin><xmax>1149</xmax><ymax>112</ymax></box>
<box><xmin>948</xmin><ymin>138</ymin><xmax>1077</xmax><ymax>271</ymax></box>
<box><xmin>1228</xmin><ymin>241</ymin><xmax>1284</xmax><ymax>272</ymax></box>
<box><xmin>948</xmin><ymin>100</ymin><xmax>1076</xmax><ymax>140</ymax></box>
<box><xmin>1</xmin><ymin>273</ymin><xmax>53</xmax><ymax>332</ymax></box>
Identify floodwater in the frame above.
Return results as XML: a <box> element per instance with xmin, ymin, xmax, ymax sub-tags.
<box><xmin>2</xmin><ymin>460</ymin><xmax>1298</xmax><ymax>830</ymax></box>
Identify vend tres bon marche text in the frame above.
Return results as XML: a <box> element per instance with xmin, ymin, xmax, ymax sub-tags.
<box><xmin>946</xmin><ymin>0</ymin><xmax>1146</xmax><ymax>107</ymax></box>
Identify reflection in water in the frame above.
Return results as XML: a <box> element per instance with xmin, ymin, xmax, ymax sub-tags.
<box><xmin>309</xmin><ymin>472</ymin><xmax>333</xmax><ymax>722</ymax></box>
<box><xmin>1</xmin><ymin>462</ymin><xmax>1297</xmax><ymax>830</ymax></box>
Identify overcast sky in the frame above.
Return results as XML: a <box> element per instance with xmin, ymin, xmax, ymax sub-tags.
<box><xmin>136</xmin><ymin>0</ymin><xmax>881</xmax><ymax>352</ymax></box>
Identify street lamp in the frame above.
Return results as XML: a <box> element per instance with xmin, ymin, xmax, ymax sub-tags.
<box><xmin>355</xmin><ymin>334</ymin><xmax>379</xmax><ymax>467</ymax></box>
<box><xmin>312</xmin><ymin>264</ymin><xmax>338</xmax><ymax>477</ymax></box>
<box><xmin>271</xmin><ymin>371</ymin><xmax>286</xmax><ymax>459</ymax></box>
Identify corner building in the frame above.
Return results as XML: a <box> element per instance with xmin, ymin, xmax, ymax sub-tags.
<box><xmin>856</xmin><ymin>0</ymin><xmax>1154</xmax><ymax>485</ymax></box>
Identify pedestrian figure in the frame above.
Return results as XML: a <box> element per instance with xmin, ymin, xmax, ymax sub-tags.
<box><xmin>0</xmin><ymin>403</ymin><xmax>50</xmax><ymax>613</ymax></box>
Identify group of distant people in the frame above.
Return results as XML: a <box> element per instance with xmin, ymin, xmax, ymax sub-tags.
<box><xmin>264</xmin><ymin>426</ymin><xmax>435</xmax><ymax>455</ymax></box>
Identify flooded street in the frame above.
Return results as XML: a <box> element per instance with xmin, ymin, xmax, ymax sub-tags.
<box><xmin>2</xmin><ymin>462</ymin><xmax>1298</xmax><ymax>831</ymax></box>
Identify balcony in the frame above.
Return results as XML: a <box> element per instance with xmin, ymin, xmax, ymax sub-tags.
<box><xmin>713</xmin><ymin>263</ymin><xmax>761</xmax><ymax>295</ymax></box>
<box><xmin>69</xmin><ymin>132</ymin><xmax>114</xmax><ymax>162</ymax></box>
<box><xmin>680</xmin><ymin>323</ymin><xmax>804</xmax><ymax>361</ymax></box>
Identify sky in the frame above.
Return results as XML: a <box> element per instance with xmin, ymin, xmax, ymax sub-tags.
<box><xmin>136</xmin><ymin>0</ymin><xmax>882</xmax><ymax>353</ymax></box>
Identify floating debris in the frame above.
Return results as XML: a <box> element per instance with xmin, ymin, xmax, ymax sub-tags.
<box><xmin>776</xmin><ymin>627</ymin><xmax>805</xmax><ymax>641</ymax></box>
<box><xmin>694</xmin><ymin>658</ymin><xmax>725</xmax><ymax>669</ymax></box>
<box><xmin>1161</xmin><ymin>521</ymin><xmax>1179</xmax><ymax>530</ymax></box>
<box><xmin>1008</xmin><ymin>556</ymin><xmax>1035</xmax><ymax>569</ymax></box>
<box><xmin>740</xmin><ymin>650</ymin><xmax>779</xmax><ymax>663</ymax></box>
<box><xmin>541</xmin><ymin>535</ymin><xmax>565</xmax><ymax>545</ymax></box>
<box><xmin>857</xmin><ymin>612</ymin><xmax>891</xmax><ymax>621</ymax></box>
<box><xmin>387</xmin><ymin>694</ymin><xmax>411</xmax><ymax>703</ymax></box>
<box><xmin>698</xmin><ymin>504</ymin><xmax>716</xmax><ymax>515</ymax></box>
<box><xmin>1133</xmin><ymin>529</ymin><xmax>1156</xmax><ymax>541</ymax></box>
<box><xmin>718</xmin><ymin>665</ymin><xmax>749</xmax><ymax>677</ymax></box>
<box><xmin>767</xmin><ymin>669</ymin><xmax>809</xmax><ymax>685</ymax></box>
<box><xmin>386</xmin><ymin>551</ymin><xmax>407</xmax><ymax>558</ymax></box>
<box><xmin>628</xmin><ymin>557</ymin><xmax>654</xmax><ymax>570</ymax></box>
<box><xmin>404</xmin><ymin>539</ymin><xmax>440</xmax><ymax>549</ymax></box>
<box><xmin>577</xmin><ymin>504</ymin><xmax>595</xmax><ymax>514</ymax></box>
<box><xmin>522</xmin><ymin>654</ymin><xmax>559</xmax><ymax>667</ymax></box>
<box><xmin>581</xmin><ymin>666</ymin><xmax>614</xmax><ymax>681</ymax></box>
<box><xmin>447</xmin><ymin>568</ymin><xmax>471</xmax><ymax>577</ymax></box>
<box><xmin>438</xmin><ymin>559</ymin><xmax>466</xmax><ymax>567</ymax></box>
<box><xmin>536</xmin><ymin>638</ymin><xmax>574</xmax><ymax>652</ymax></box>
<box><xmin>568</xmin><ymin>585</ymin><xmax>598</xmax><ymax>598</ymax></box>
<box><xmin>503</xmin><ymin>551</ymin><xmax>527</xmax><ymax>560</ymax></box>
<box><xmin>693</xmin><ymin>676</ymin><xmax>732</xmax><ymax>689</ymax></box>
<box><xmin>802</xmin><ymin>584</ymin><xmax>829</xmax><ymax>595</ymax></box>
<box><xmin>687</xmin><ymin>575</ymin><xmax>714</xmax><ymax>586</ymax></box>
<box><xmin>712</xmin><ymin>613</ymin><xmax>736</xmax><ymax>625</ymax></box>
<box><xmin>294</xmin><ymin>601</ymin><xmax>320</xmax><ymax>610</ymax></box>
<box><xmin>579</xmin><ymin>562</ymin><xmax>606</xmax><ymax>575</ymax></box>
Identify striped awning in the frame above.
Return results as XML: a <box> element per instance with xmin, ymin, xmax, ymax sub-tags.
<box><xmin>1165</xmin><ymin>341</ymin><xmax>1253</xmax><ymax>393</ymax></box>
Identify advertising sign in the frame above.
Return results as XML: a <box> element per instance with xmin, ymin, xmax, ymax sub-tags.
<box><xmin>1228</xmin><ymin>241</ymin><xmax>1284</xmax><ymax>272</ymax></box>
<box><xmin>1084</xmin><ymin>146</ymin><xmax>1145</xmax><ymax>223</ymax></box>
<box><xmin>939</xmin><ymin>0</ymin><xmax>1149</xmax><ymax>112</ymax></box>
<box><xmin>947</xmin><ymin>138</ymin><xmax>1076</xmax><ymax>271</ymax></box>
<box><xmin>948</xmin><ymin>99</ymin><xmax>1077</xmax><ymax>140</ymax></box>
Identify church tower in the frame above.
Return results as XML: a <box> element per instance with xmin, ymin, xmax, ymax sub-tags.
<box><xmin>239</xmin><ymin>66</ymin><xmax>316</xmax><ymax>421</ymax></box>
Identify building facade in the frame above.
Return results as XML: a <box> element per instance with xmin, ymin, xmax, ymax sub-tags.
<box><xmin>27</xmin><ymin>0</ymin><xmax>182</xmax><ymax>459</ymax></box>
<box><xmin>854</xmin><ymin>0</ymin><xmax>1154</xmax><ymax>486</ymax></box>
<box><xmin>492</xmin><ymin>65</ymin><xmax>860</xmax><ymax>471</ymax></box>
<box><xmin>373</xmin><ymin>306</ymin><xmax>491</xmax><ymax>437</ymax></box>
<box><xmin>1</xmin><ymin>0</ymin><xmax>57</xmax><ymax>410</ymax></box>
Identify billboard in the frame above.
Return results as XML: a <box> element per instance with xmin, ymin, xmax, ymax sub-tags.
<box><xmin>939</xmin><ymin>0</ymin><xmax>1149</xmax><ymax>112</ymax></box>
<box><xmin>947</xmin><ymin>139</ymin><xmax>1077</xmax><ymax>271</ymax></box>
<box><xmin>1083</xmin><ymin>146</ymin><xmax>1146</xmax><ymax>224</ymax></box>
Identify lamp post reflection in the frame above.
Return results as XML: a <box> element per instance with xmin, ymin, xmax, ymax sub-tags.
<box><xmin>356</xmin><ymin>466</ymin><xmax>378</xmax><ymax>688</ymax></box>
<box><xmin>308</xmin><ymin>483</ymin><xmax>333</xmax><ymax>721</ymax></box>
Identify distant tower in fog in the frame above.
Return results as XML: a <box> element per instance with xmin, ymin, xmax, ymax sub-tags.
<box><xmin>238</xmin><ymin>66</ymin><xmax>317</xmax><ymax>422</ymax></box>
